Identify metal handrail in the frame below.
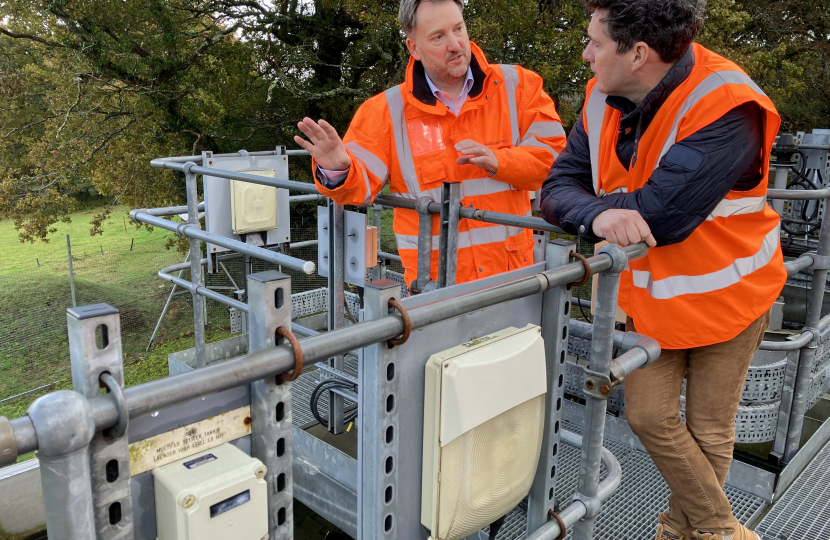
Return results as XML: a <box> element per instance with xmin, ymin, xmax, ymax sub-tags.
<box><xmin>525</xmin><ymin>429</ymin><xmax>622</xmax><ymax>540</ymax></box>
<box><xmin>5</xmin><ymin>242</ymin><xmax>648</xmax><ymax>456</ymax></box>
<box><xmin>129</xmin><ymin>210</ymin><xmax>315</xmax><ymax>274</ymax></box>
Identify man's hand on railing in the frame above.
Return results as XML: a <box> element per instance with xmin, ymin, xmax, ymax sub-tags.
<box><xmin>593</xmin><ymin>209</ymin><xmax>657</xmax><ymax>248</ymax></box>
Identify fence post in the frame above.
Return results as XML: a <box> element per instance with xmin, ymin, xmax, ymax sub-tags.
<box><xmin>27</xmin><ymin>390</ymin><xmax>96</xmax><ymax>540</ymax></box>
<box><xmin>67</xmin><ymin>234</ymin><xmax>77</xmax><ymax>308</ymax></box>
<box><xmin>359</xmin><ymin>279</ymin><xmax>402</xmax><ymax>540</ymax></box>
<box><xmin>571</xmin><ymin>244</ymin><xmax>627</xmax><ymax>540</ymax></box>
<box><xmin>68</xmin><ymin>303</ymin><xmax>134</xmax><ymax>540</ymax></box>
<box><xmin>526</xmin><ymin>240</ymin><xmax>574</xmax><ymax>535</ymax></box>
<box><xmin>248</xmin><ymin>271</ymin><xmax>294</xmax><ymax>539</ymax></box>
<box><xmin>183</xmin><ymin>161</ymin><xmax>206</xmax><ymax>368</ymax></box>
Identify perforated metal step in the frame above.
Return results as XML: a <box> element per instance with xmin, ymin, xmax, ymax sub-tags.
<box><xmin>756</xmin><ymin>439</ymin><xmax>830</xmax><ymax>540</ymax></box>
<box><xmin>479</xmin><ymin>421</ymin><xmax>765</xmax><ymax>540</ymax></box>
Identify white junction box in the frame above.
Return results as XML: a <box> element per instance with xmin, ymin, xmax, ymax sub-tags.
<box><xmin>421</xmin><ymin>325</ymin><xmax>547</xmax><ymax>540</ymax></box>
<box><xmin>230</xmin><ymin>169</ymin><xmax>279</xmax><ymax>235</ymax></box>
<box><xmin>153</xmin><ymin>443</ymin><xmax>268</xmax><ymax>540</ymax></box>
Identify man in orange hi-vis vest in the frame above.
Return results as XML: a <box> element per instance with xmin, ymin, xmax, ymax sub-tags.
<box><xmin>294</xmin><ymin>0</ymin><xmax>566</xmax><ymax>289</ymax></box>
<box><xmin>540</xmin><ymin>1</ymin><xmax>786</xmax><ymax>540</ymax></box>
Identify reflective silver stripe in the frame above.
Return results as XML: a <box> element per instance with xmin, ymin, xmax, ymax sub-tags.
<box><xmin>354</xmin><ymin>161</ymin><xmax>373</xmax><ymax>206</ymax></box>
<box><xmin>518</xmin><ymin>137</ymin><xmax>560</xmax><ymax>159</ymax></box>
<box><xmin>385</xmin><ymin>85</ymin><xmax>422</xmax><ymax>196</ymax></box>
<box><xmin>523</xmin><ymin>121</ymin><xmax>566</xmax><ymax>140</ymax></box>
<box><xmin>655</xmin><ymin>71</ymin><xmax>768</xmax><ymax>169</ymax></box>
<box><xmin>584</xmin><ymin>83</ymin><xmax>607</xmax><ymax>194</ymax></box>
<box><xmin>631</xmin><ymin>224</ymin><xmax>780</xmax><ymax>299</ymax></box>
<box><xmin>395</xmin><ymin>224</ymin><xmax>523</xmax><ymax>251</ymax></box>
<box><xmin>706</xmin><ymin>196</ymin><xmax>768</xmax><ymax>221</ymax></box>
<box><xmin>461</xmin><ymin>178</ymin><xmax>513</xmax><ymax>198</ymax></box>
<box><xmin>500</xmin><ymin>64</ymin><xmax>521</xmax><ymax>146</ymax></box>
<box><xmin>345</xmin><ymin>142</ymin><xmax>388</xmax><ymax>183</ymax></box>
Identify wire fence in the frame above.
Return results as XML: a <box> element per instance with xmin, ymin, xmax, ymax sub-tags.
<box><xmin>0</xmin><ymin>213</ymin><xmax>590</xmax><ymax>424</ymax></box>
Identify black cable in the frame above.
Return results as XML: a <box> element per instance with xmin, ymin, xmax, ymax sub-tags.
<box><xmin>780</xmin><ymin>151</ymin><xmax>823</xmax><ymax>235</ymax></box>
<box><xmin>310</xmin><ymin>379</ymin><xmax>359</xmax><ymax>428</ymax></box>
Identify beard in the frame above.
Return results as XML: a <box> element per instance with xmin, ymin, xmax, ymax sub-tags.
<box><xmin>421</xmin><ymin>47</ymin><xmax>471</xmax><ymax>88</ymax></box>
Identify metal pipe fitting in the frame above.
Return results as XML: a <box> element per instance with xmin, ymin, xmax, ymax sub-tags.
<box><xmin>27</xmin><ymin>391</ymin><xmax>97</xmax><ymax>539</ymax></box>
<box><xmin>609</xmin><ymin>348</ymin><xmax>650</xmax><ymax>382</ymax></box>
<box><xmin>596</xmin><ymin>243</ymin><xmax>630</xmax><ymax>275</ymax></box>
<box><xmin>0</xmin><ymin>417</ymin><xmax>17</xmax><ymax>467</ymax></box>
<box><xmin>571</xmin><ymin>492</ymin><xmax>602</xmax><ymax>520</ymax></box>
<box><xmin>525</xmin><ymin>429</ymin><xmax>622</xmax><ymax>540</ymax></box>
<box><xmin>784</xmin><ymin>254</ymin><xmax>815</xmax><ymax>276</ymax></box>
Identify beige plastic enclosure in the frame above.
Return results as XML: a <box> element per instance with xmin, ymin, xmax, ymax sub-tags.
<box><xmin>153</xmin><ymin>443</ymin><xmax>268</xmax><ymax>540</ymax></box>
<box><xmin>421</xmin><ymin>324</ymin><xmax>547</xmax><ymax>540</ymax></box>
<box><xmin>230</xmin><ymin>169</ymin><xmax>279</xmax><ymax>235</ymax></box>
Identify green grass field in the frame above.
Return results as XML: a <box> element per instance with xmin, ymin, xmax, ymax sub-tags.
<box><xmin>0</xmin><ymin>207</ymin><xmax>236</xmax><ymax>460</ymax></box>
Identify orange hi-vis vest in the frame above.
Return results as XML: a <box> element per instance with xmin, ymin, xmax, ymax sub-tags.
<box><xmin>583</xmin><ymin>44</ymin><xmax>787</xmax><ymax>349</ymax></box>
<box><xmin>314</xmin><ymin>42</ymin><xmax>566</xmax><ymax>287</ymax></box>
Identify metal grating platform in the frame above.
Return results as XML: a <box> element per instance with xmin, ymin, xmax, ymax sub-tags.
<box><xmin>479</xmin><ymin>421</ymin><xmax>765</xmax><ymax>540</ymax></box>
<box><xmin>756</xmin><ymin>439</ymin><xmax>830</xmax><ymax>540</ymax></box>
<box><xmin>292</xmin><ymin>356</ymin><xmax>358</xmax><ymax>429</ymax></box>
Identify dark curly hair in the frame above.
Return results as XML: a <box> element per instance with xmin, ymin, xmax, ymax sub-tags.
<box><xmin>584</xmin><ymin>0</ymin><xmax>706</xmax><ymax>63</ymax></box>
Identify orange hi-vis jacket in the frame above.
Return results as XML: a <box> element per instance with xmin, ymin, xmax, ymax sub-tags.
<box><xmin>313</xmin><ymin>42</ymin><xmax>566</xmax><ymax>287</ymax></box>
<box><xmin>584</xmin><ymin>43</ymin><xmax>787</xmax><ymax>349</ymax></box>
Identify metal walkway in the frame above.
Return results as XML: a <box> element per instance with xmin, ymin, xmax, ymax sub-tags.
<box><xmin>756</xmin><ymin>438</ymin><xmax>830</xmax><ymax>539</ymax></box>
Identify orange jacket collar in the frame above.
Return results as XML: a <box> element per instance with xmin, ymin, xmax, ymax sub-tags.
<box><xmin>403</xmin><ymin>41</ymin><xmax>492</xmax><ymax>114</ymax></box>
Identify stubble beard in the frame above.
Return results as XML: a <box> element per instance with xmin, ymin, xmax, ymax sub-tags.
<box><xmin>422</xmin><ymin>49</ymin><xmax>471</xmax><ymax>89</ymax></box>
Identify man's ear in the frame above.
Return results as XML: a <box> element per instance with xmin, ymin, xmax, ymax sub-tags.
<box><xmin>630</xmin><ymin>42</ymin><xmax>651</xmax><ymax>72</ymax></box>
<box><xmin>406</xmin><ymin>37</ymin><xmax>421</xmax><ymax>61</ymax></box>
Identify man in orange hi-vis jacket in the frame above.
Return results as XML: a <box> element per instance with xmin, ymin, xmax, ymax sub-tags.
<box><xmin>294</xmin><ymin>0</ymin><xmax>566</xmax><ymax>289</ymax></box>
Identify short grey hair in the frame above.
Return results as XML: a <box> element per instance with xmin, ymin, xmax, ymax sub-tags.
<box><xmin>398</xmin><ymin>0</ymin><xmax>465</xmax><ymax>36</ymax></box>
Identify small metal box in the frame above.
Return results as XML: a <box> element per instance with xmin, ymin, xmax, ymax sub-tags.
<box><xmin>153</xmin><ymin>443</ymin><xmax>268</xmax><ymax>540</ymax></box>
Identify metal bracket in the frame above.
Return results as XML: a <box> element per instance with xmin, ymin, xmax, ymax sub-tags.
<box><xmin>582</xmin><ymin>367</ymin><xmax>613</xmax><ymax>400</ymax></box>
<box><xmin>67</xmin><ymin>303</ymin><xmax>134</xmax><ymax>540</ymax></box>
<box><xmin>808</xmin><ymin>251</ymin><xmax>830</xmax><ymax>270</ymax></box>
<box><xmin>572</xmin><ymin>492</ymin><xmax>602</xmax><ymax>520</ymax></box>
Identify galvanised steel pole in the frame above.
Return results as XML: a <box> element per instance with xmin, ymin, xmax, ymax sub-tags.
<box><xmin>327</xmin><ymin>201</ymin><xmax>346</xmax><ymax>434</ymax></box>
<box><xmin>784</xmin><ymin>196</ymin><xmax>830</xmax><ymax>461</ymax></box>
<box><xmin>571</xmin><ymin>243</ymin><xmax>628</xmax><ymax>540</ymax></box>
<box><xmin>183</xmin><ymin>163</ymin><xmax>206</xmax><ymax>368</ymax></box>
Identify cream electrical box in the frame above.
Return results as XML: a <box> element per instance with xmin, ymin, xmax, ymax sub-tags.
<box><xmin>230</xmin><ymin>169</ymin><xmax>278</xmax><ymax>235</ymax></box>
<box><xmin>421</xmin><ymin>325</ymin><xmax>547</xmax><ymax>540</ymax></box>
<box><xmin>153</xmin><ymin>443</ymin><xmax>268</xmax><ymax>540</ymax></box>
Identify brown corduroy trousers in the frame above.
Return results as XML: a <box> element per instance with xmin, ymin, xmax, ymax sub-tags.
<box><xmin>624</xmin><ymin>313</ymin><xmax>769</xmax><ymax>536</ymax></box>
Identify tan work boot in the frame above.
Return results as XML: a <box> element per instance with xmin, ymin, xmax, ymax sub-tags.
<box><xmin>694</xmin><ymin>524</ymin><xmax>761</xmax><ymax>540</ymax></box>
<box><xmin>656</xmin><ymin>523</ymin><xmax>687</xmax><ymax>540</ymax></box>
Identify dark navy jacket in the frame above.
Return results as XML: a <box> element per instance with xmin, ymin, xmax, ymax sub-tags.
<box><xmin>540</xmin><ymin>46</ymin><xmax>764</xmax><ymax>246</ymax></box>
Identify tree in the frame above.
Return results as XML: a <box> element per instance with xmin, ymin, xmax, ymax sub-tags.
<box><xmin>0</xmin><ymin>0</ymin><xmax>825</xmax><ymax>243</ymax></box>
